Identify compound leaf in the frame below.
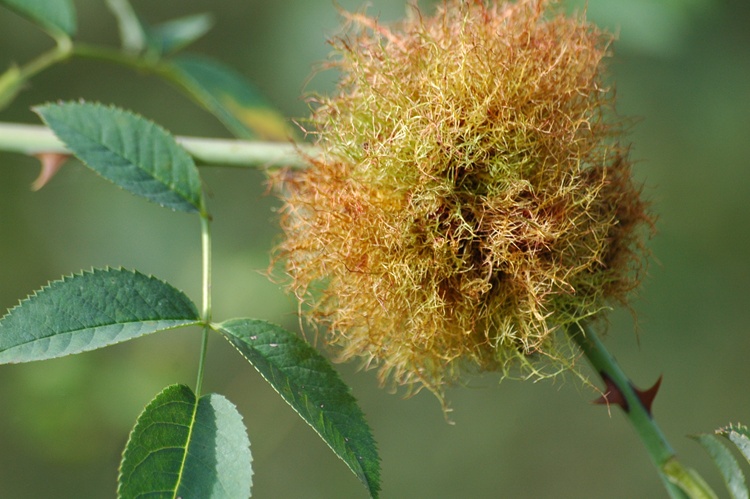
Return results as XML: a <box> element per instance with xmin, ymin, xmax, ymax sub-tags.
<box><xmin>118</xmin><ymin>384</ymin><xmax>252</xmax><ymax>499</ymax></box>
<box><xmin>217</xmin><ymin>318</ymin><xmax>380</xmax><ymax>498</ymax></box>
<box><xmin>0</xmin><ymin>268</ymin><xmax>200</xmax><ymax>363</ymax></box>
<box><xmin>35</xmin><ymin>101</ymin><xmax>204</xmax><ymax>213</ymax></box>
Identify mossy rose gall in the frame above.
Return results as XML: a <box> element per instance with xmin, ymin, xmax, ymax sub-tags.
<box><xmin>275</xmin><ymin>0</ymin><xmax>652</xmax><ymax>401</ymax></box>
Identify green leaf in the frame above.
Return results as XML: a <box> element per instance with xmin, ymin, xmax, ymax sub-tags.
<box><xmin>165</xmin><ymin>55</ymin><xmax>291</xmax><ymax>141</ymax></box>
<box><xmin>0</xmin><ymin>268</ymin><xmax>200</xmax><ymax>363</ymax></box>
<box><xmin>217</xmin><ymin>318</ymin><xmax>380</xmax><ymax>498</ymax></box>
<box><xmin>105</xmin><ymin>0</ymin><xmax>147</xmax><ymax>53</ymax></box>
<box><xmin>34</xmin><ymin>101</ymin><xmax>204</xmax><ymax>213</ymax></box>
<box><xmin>118</xmin><ymin>384</ymin><xmax>252</xmax><ymax>499</ymax></box>
<box><xmin>105</xmin><ymin>0</ymin><xmax>211</xmax><ymax>58</ymax></box>
<box><xmin>692</xmin><ymin>433</ymin><xmax>748</xmax><ymax>499</ymax></box>
<box><xmin>0</xmin><ymin>0</ymin><xmax>76</xmax><ymax>37</ymax></box>
<box><xmin>147</xmin><ymin>13</ymin><xmax>213</xmax><ymax>56</ymax></box>
<box><xmin>718</xmin><ymin>424</ymin><xmax>750</xmax><ymax>464</ymax></box>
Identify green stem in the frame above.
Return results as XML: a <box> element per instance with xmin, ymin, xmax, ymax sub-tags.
<box><xmin>570</xmin><ymin>323</ymin><xmax>715</xmax><ymax>498</ymax></box>
<box><xmin>71</xmin><ymin>43</ymin><xmax>154</xmax><ymax>71</ymax></box>
<box><xmin>1</xmin><ymin>39</ymin><xmax>319</xmax><ymax>168</ymax></box>
<box><xmin>0</xmin><ymin>39</ymin><xmax>72</xmax><ymax>108</ymax></box>
<box><xmin>195</xmin><ymin>211</ymin><xmax>212</xmax><ymax>397</ymax></box>
<box><xmin>0</xmin><ymin>122</ymin><xmax>316</xmax><ymax>169</ymax></box>
<box><xmin>19</xmin><ymin>39</ymin><xmax>73</xmax><ymax>81</ymax></box>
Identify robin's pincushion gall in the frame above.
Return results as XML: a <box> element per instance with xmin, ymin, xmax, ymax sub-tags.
<box><xmin>275</xmin><ymin>0</ymin><xmax>652</xmax><ymax>403</ymax></box>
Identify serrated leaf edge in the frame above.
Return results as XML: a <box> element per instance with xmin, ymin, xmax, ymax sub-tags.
<box><xmin>116</xmin><ymin>385</ymin><xmax>253</xmax><ymax>498</ymax></box>
<box><xmin>0</xmin><ymin>266</ymin><xmax>200</xmax><ymax>322</ymax></box>
<box><xmin>116</xmin><ymin>383</ymin><xmax>195</xmax><ymax>497</ymax></box>
<box><xmin>690</xmin><ymin>432</ymin><xmax>749</xmax><ymax>499</ymax></box>
<box><xmin>33</xmin><ymin>100</ymin><xmax>203</xmax><ymax>213</ymax></box>
<box><xmin>214</xmin><ymin>318</ymin><xmax>380</xmax><ymax>497</ymax></box>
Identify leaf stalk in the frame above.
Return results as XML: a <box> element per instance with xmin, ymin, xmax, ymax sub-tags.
<box><xmin>195</xmin><ymin>211</ymin><xmax>212</xmax><ymax>397</ymax></box>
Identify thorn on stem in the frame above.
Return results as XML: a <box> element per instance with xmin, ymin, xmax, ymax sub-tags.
<box><xmin>593</xmin><ymin>372</ymin><xmax>629</xmax><ymax>411</ymax></box>
<box><xmin>635</xmin><ymin>375</ymin><xmax>662</xmax><ymax>416</ymax></box>
<box><xmin>31</xmin><ymin>152</ymin><xmax>70</xmax><ymax>191</ymax></box>
<box><xmin>593</xmin><ymin>372</ymin><xmax>662</xmax><ymax>416</ymax></box>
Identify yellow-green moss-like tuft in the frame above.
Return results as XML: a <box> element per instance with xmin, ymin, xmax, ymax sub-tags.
<box><xmin>275</xmin><ymin>0</ymin><xmax>652</xmax><ymax>401</ymax></box>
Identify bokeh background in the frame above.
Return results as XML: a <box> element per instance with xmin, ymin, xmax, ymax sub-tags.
<box><xmin>1</xmin><ymin>0</ymin><xmax>749</xmax><ymax>497</ymax></box>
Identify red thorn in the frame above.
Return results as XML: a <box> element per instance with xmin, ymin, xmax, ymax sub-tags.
<box><xmin>634</xmin><ymin>375</ymin><xmax>662</xmax><ymax>416</ymax></box>
<box><xmin>592</xmin><ymin>373</ymin><xmax>663</xmax><ymax>416</ymax></box>
<box><xmin>593</xmin><ymin>372</ymin><xmax>628</xmax><ymax>412</ymax></box>
<box><xmin>31</xmin><ymin>152</ymin><xmax>70</xmax><ymax>191</ymax></box>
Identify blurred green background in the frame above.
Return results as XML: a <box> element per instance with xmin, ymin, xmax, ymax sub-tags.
<box><xmin>1</xmin><ymin>0</ymin><xmax>749</xmax><ymax>497</ymax></box>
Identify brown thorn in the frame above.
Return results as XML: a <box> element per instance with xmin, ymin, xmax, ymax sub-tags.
<box><xmin>592</xmin><ymin>372</ymin><xmax>628</xmax><ymax>412</ymax></box>
<box><xmin>31</xmin><ymin>152</ymin><xmax>70</xmax><ymax>191</ymax></box>
<box><xmin>592</xmin><ymin>372</ymin><xmax>663</xmax><ymax>416</ymax></box>
<box><xmin>634</xmin><ymin>375</ymin><xmax>662</xmax><ymax>416</ymax></box>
